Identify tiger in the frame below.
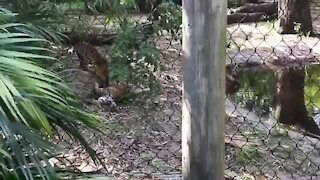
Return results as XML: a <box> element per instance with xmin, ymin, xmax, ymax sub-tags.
<box><xmin>94</xmin><ymin>82</ymin><xmax>129</xmax><ymax>111</ymax></box>
<box><xmin>73</xmin><ymin>41</ymin><xmax>110</xmax><ymax>88</ymax></box>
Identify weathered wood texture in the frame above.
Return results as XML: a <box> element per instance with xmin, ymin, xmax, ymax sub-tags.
<box><xmin>182</xmin><ymin>0</ymin><xmax>226</xmax><ymax>179</ymax></box>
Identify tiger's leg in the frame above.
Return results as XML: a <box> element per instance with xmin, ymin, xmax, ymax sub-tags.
<box><xmin>75</xmin><ymin>53</ymin><xmax>87</xmax><ymax>69</ymax></box>
<box><xmin>105</xmin><ymin>61</ymin><xmax>110</xmax><ymax>87</ymax></box>
<box><xmin>93</xmin><ymin>81</ymin><xmax>118</xmax><ymax>111</ymax></box>
<box><xmin>84</xmin><ymin>63</ymin><xmax>95</xmax><ymax>74</ymax></box>
<box><xmin>75</xmin><ymin>53</ymin><xmax>95</xmax><ymax>74</ymax></box>
<box><xmin>95</xmin><ymin>68</ymin><xmax>109</xmax><ymax>88</ymax></box>
<box><xmin>105</xmin><ymin>68</ymin><xmax>110</xmax><ymax>87</ymax></box>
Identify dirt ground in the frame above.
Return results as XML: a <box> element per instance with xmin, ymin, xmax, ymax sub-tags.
<box><xmin>50</xmin><ymin>15</ymin><xmax>320</xmax><ymax>179</ymax></box>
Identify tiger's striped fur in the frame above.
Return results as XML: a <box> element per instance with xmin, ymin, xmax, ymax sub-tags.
<box><xmin>73</xmin><ymin>41</ymin><xmax>110</xmax><ymax>88</ymax></box>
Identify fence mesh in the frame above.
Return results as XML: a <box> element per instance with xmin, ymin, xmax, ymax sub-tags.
<box><xmin>48</xmin><ymin>1</ymin><xmax>183</xmax><ymax>179</ymax></box>
<box><xmin>226</xmin><ymin>0</ymin><xmax>320</xmax><ymax>179</ymax></box>
<box><xmin>33</xmin><ymin>0</ymin><xmax>320</xmax><ymax>179</ymax></box>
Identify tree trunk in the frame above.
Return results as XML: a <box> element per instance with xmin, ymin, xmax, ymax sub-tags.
<box><xmin>272</xmin><ymin>67</ymin><xmax>320</xmax><ymax>135</ymax></box>
<box><xmin>278</xmin><ymin>0</ymin><xmax>313</xmax><ymax>35</ymax></box>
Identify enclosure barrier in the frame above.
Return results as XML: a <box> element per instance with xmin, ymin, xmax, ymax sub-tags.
<box><xmin>23</xmin><ymin>0</ymin><xmax>320</xmax><ymax>179</ymax></box>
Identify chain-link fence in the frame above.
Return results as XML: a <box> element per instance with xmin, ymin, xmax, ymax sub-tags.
<box><xmin>18</xmin><ymin>0</ymin><xmax>320</xmax><ymax>179</ymax></box>
<box><xmin>46</xmin><ymin>1</ymin><xmax>183</xmax><ymax>179</ymax></box>
<box><xmin>226</xmin><ymin>0</ymin><xmax>320</xmax><ymax>179</ymax></box>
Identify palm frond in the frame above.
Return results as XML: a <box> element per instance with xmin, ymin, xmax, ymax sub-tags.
<box><xmin>0</xmin><ymin>115</ymin><xmax>58</xmax><ymax>180</ymax></box>
<box><xmin>0</xmin><ymin>6</ymin><xmax>104</xmax><ymax>180</ymax></box>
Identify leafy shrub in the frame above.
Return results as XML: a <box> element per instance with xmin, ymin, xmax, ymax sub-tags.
<box><xmin>108</xmin><ymin>1</ymin><xmax>183</xmax><ymax>99</ymax></box>
<box><xmin>92</xmin><ymin>0</ymin><xmax>137</xmax><ymax>13</ymax></box>
<box><xmin>4</xmin><ymin>0</ymin><xmax>64</xmax><ymax>25</ymax></box>
<box><xmin>234</xmin><ymin>70</ymin><xmax>273</xmax><ymax>116</ymax></box>
<box><xmin>152</xmin><ymin>2</ymin><xmax>182</xmax><ymax>42</ymax></box>
<box><xmin>111</xmin><ymin>19</ymin><xmax>162</xmax><ymax>95</ymax></box>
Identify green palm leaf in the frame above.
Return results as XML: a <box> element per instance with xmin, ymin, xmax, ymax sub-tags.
<box><xmin>0</xmin><ymin>115</ymin><xmax>58</xmax><ymax>180</ymax></box>
<box><xmin>0</xmin><ymin>7</ymin><xmax>104</xmax><ymax>180</ymax></box>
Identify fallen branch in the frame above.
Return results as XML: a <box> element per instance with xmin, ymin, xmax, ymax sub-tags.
<box><xmin>227</xmin><ymin>12</ymin><xmax>276</xmax><ymax>25</ymax></box>
<box><xmin>63</xmin><ymin>32</ymin><xmax>117</xmax><ymax>46</ymax></box>
<box><xmin>230</xmin><ymin>2</ymin><xmax>277</xmax><ymax>15</ymax></box>
<box><xmin>227</xmin><ymin>2</ymin><xmax>277</xmax><ymax>25</ymax></box>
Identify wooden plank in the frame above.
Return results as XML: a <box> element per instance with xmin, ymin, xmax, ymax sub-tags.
<box><xmin>182</xmin><ymin>0</ymin><xmax>226</xmax><ymax>179</ymax></box>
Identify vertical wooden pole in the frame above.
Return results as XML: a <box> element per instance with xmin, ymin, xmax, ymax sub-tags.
<box><xmin>182</xmin><ymin>0</ymin><xmax>226</xmax><ymax>179</ymax></box>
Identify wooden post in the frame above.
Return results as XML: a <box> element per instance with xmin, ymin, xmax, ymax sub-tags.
<box><xmin>182</xmin><ymin>0</ymin><xmax>226</xmax><ymax>179</ymax></box>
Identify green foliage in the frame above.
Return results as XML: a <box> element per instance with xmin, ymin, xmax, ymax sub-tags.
<box><xmin>58</xmin><ymin>0</ymin><xmax>137</xmax><ymax>14</ymax></box>
<box><xmin>236</xmin><ymin>146</ymin><xmax>263</xmax><ymax>165</ymax></box>
<box><xmin>92</xmin><ymin>0</ymin><xmax>137</xmax><ymax>13</ymax></box>
<box><xmin>4</xmin><ymin>0</ymin><xmax>64</xmax><ymax>24</ymax></box>
<box><xmin>105</xmin><ymin>1</ymin><xmax>183</xmax><ymax>98</ymax></box>
<box><xmin>234</xmin><ymin>66</ymin><xmax>320</xmax><ymax>116</ymax></box>
<box><xmin>111</xmin><ymin>19</ymin><xmax>161</xmax><ymax>95</ymax></box>
<box><xmin>1</xmin><ymin>0</ymin><xmax>66</xmax><ymax>46</ymax></box>
<box><xmin>234</xmin><ymin>70</ymin><xmax>273</xmax><ymax>116</ymax></box>
<box><xmin>0</xmin><ymin>8</ymin><xmax>103</xmax><ymax>179</ymax></box>
<box><xmin>294</xmin><ymin>22</ymin><xmax>312</xmax><ymax>37</ymax></box>
<box><xmin>305</xmin><ymin>66</ymin><xmax>320</xmax><ymax>113</ymax></box>
<box><xmin>294</xmin><ymin>22</ymin><xmax>304</xmax><ymax>37</ymax></box>
<box><xmin>152</xmin><ymin>2</ymin><xmax>182</xmax><ymax>42</ymax></box>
